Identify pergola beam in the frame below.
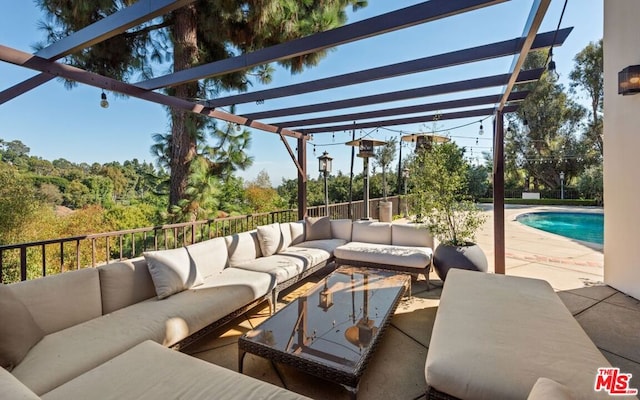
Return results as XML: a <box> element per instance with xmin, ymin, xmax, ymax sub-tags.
<box><xmin>298</xmin><ymin>106</ymin><xmax>518</xmax><ymax>134</ymax></box>
<box><xmin>275</xmin><ymin>91</ymin><xmax>529</xmax><ymax>128</ymax></box>
<box><xmin>136</xmin><ymin>0</ymin><xmax>507</xmax><ymax>90</ymax></box>
<box><xmin>206</xmin><ymin>28</ymin><xmax>570</xmax><ymax>108</ymax></box>
<box><xmin>0</xmin><ymin>0</ymin><xmax>196</xmax><ymax>105</ymax></box>
<box><xmin>244</xmin><ymin>69</ymin><xmax>543</xmax><ymax>120</ymax></box>
<box><xmin>0</xmin><ymin>44</ymin><xmax>301</xmax><ymax>139</ymax></box>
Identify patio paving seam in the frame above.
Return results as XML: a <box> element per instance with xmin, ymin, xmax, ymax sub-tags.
<box><xmin>390</xmin><ymin>322</ymin><xmax>429</xmax><ymax>350</ymax></box>
<box><xmin>572</xmin><ymin>292</ymin><xmax>618</xmax><ymax>318</ymax></box>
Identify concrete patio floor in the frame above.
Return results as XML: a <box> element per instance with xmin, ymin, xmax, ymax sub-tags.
<box><xmin>184</xmin><ymin>205</ymin><xmax>639</xmax><ymax>399</ymax></box>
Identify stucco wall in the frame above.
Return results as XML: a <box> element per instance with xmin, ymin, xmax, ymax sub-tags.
<box><xmin>603</xmin><ymin>0</ymin><xmax>640</xmax><ymax>299</ymax></box>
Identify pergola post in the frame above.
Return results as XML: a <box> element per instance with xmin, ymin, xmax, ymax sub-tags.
<box><xmin>493</xmin><ymin>110</ymin><xmax>506</xmax><ymax>274</ymax></box>
<box><xmin>297</xmin><ymin>136</ymin><xmax>307</xmax><ymax>220</ymax></box>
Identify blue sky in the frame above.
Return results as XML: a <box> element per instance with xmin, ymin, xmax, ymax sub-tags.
<box><xmin>0</xmin><ymin>0</ymin><xmax>602</xmax><ymax>186</ymax></box>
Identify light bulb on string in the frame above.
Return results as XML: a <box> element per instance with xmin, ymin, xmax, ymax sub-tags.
<box><xmin>100</xmin><ymin>90</ymin><xmax>109</xmax><ymax>108</ymax></box>
<box><xmin>478</xmin><ymin>121</ymin><xmax>484</xmax><ymax>135</ymax></box>
<box><xmin>505</xmin><ymin>126</ymin><xmax>514</xmax><ymax>140</ymax></box>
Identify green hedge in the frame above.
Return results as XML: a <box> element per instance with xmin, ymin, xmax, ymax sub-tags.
<box><xmin>478</xmin><ymin>198</ymin><xmax>599</xmax><ymax>206</ymax></box>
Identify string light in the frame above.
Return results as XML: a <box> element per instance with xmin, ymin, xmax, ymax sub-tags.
<box><xmin>100</xmin><ymin>90</ymin><xmax>109</xmax><ymax>108</ymax></box>
<box><xmin>478</xmin><ymin>121</ymin><xmax>484</xmax><ymax>135</ymax></box>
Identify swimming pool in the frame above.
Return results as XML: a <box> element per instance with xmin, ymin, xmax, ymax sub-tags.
<box><xmin>516</xmin><ymin>212</ymin><xmax>604</xmax><ymax>244</ymax></box>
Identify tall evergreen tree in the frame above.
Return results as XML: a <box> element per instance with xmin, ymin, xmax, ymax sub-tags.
<box><xmin>36</xmin><ymin>0</ymin><xmax>367</xmax><ymax>213</ymax></box>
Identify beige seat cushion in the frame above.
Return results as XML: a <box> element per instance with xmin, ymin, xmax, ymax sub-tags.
<box><xmin>13</xmin><ymin>268</ymin><xmax>273</xmax><ymax>396</ymax></box>
<box><xmin>334</xmin><ymin>242</ymin><xmax>432</xmax><ymax>269</ymax></box>
<box><xmin>392</xmin><ymin>223</ymin><xmax>434</xmax><ymax>248</ymax></box>
<box><xmin>185</xmin><ymin>237</ymin><xmax>229</xmax><ymax>278</ymax></box>
<box><xmin>0</xmin><ymin>284</ymin><xmax>44</xmax><ymax>371</ymax></box>
<box><xmin>425</xmin><ymin>269</ymin><xmax>613</xmax><ymax>400</ymax></box>
<box><xmin>231</xmin><ymin>254</ymin><xmax>305</xmax><ymax>283</ymax></box>
<box><xmin>144</xmin><ymin>247</ymin><xmax>203</xmax><ymax>299</ymax></box>
<box><xmin>98</xmin><ymin>257</ymin><xmax>157</xmax><ymax>314</ymax></box>
<box><xmin>0</xmin><ymin>366</ymin><xmax>40</xmax><ymax>400</ymax></box>
<box><xmin>352</xmin><ymin>221</ymin><xmax>392</xmax><ymax>244</ymax></box>
<box><xmin>225</xmin><ymin>230</ymin><xmax>262</xmax><ymax>267</ymax></box>
<box><xmin>256</xmin><ymin>223</ymin><xmax>283</xmax><ymax>257</ymax></box>
<box><xmin>330</xmin><ymin>219</ymin><xmax>353</xmax><ymax>241</ymax></box>
<box><xmin>305</xmin><ymin>216</ymin><xmax>331</xmax><ymax>241</ymax></box>
<box><xmin>527</xmin><ymin>377</ymin><xmax>574</xmax><ymax>400</ymax></box>
<box><xmin>9</xmin><ymin>268</ymin><xmax>102</xmax><ymax>335</ymax></box>
<box><xmin>42</xmin><ymin>340</ymin><xmax>311</xmax><ymax>400</ymax></box>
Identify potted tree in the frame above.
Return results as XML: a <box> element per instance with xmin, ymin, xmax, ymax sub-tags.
<box><xmin>374</xmin><ymin>137</ymin><xmax>397</xmax><ymax>222</ymax></box>
<box><xmin>407</xmin><ymin>141</ymin><xmax>488</xmax><ymax>281</ymax></box>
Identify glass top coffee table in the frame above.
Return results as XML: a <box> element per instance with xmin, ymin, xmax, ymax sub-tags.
<box><xmin>238</xmin><ymin>266</ymin><xmax>410</xmax><ymax>398</ymax></box>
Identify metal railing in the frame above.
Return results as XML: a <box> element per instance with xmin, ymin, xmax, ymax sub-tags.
<box><xmin>0</xmin><ymin>196</ymin><xmax>400</xmax><ymax>284</ymax></box>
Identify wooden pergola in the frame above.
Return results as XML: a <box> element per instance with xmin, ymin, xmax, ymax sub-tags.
<box><xmin>0</xmin><ymin>0</ymin><xmax>570</xmax><ymax>274</ymax></box>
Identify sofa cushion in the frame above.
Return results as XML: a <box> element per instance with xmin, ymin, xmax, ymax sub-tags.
<box><xmin>0</xmin><ymin>284</ymin><xmax>44</xmax><ymax>371</ymax></box>
<box><xmin>0</xmin><ymin>366</ymin><xmax>40</xmax><ymax>400</ymax></box>
<box><xmin>305</xmin><ymin>216</ymin><xmax>332</xmax><ymax>241</ymax></box>
<box><xmin>41</xmin><ymin>340</ymin><xmax>311</xmax><ymax>400</ymax></box>
<box><xmin>527</xmin><ymin>378</ymin><xmax>574</xmax><ymax>400</ymax></box>
<box><xmin>98</xmin><ymin>257</ymin><xmax>157</xmax><ymax>314</ymax></box>
<box><xmin>296</xmin><ymin>238</ymin><xmax>347</xmax><ymax>254</ymax></box>
<box><xmin>425</xmin><ymin>269</ymin><xmax>612</xmax><ymax>400</ymax></box>
<box><xmin>280</xmin><ymin>222</ymin><xmax>293</xmax><ymax>251</ymax></box>
<box><xmin>334</xmin><ymin>242</ymin><xmax>432</xmax><ymax>269</ymax></box>
<box><xmin>288</xmin><ymin>221</ymin><xmax>306</xmax><ymax>245</ymax></box>
<box><xmin>144</xmin><ymin>247</ymin><xmax>203</xmax><ymax>300</ymax></box>
<box><xmin>352</xmin><ymin>221</ymin><xmax>392</xmax><ymax>244</ymax></box>
<box><xmin>256</xmin><ymin>223</ymin><xmax>283</xmax><ymax>257</ymax></box>
<box><xmin>9</xmin><ymin>268</ymin><xmax>102</xmax><ymax>335</ymax></box>
<box><xmin>225</xmin><ymin>230</ymin><xmax>262</xmax><ymax>267</ymax></box>
<box><xmin>13</xmin><ymin>268</ymin><xmax>274</xmax><ymax>396</ymax></box>
<box><xmin>185</xmin><ymin>237</ymin><xmax>228</xmax><ymax>278</ymax></box>
<box><xmin>231</xmin><ymin>254</ymin><xmax>305</xmax><ymax>284</ymax></box>
<box><xmin>278</xmin><ymin>245</ymin><xmax>334</xmax><ymax>271</ymax></box>
<box><xmin>330</xmin><ymin>219</ymin><xmax>352</xmax><ymax>242</ymax></box>
<box><xmin>392</xmin><ymin>223</ymin><xmax>434</xmax><ymax>248</ymax></box>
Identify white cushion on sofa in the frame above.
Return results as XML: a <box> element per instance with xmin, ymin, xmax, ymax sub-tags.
<box><xmin>334</xmin><ymin>242</ymin><xmax>432</xmax><ymax>269</ymax></box>
<box><xmin>13</xmin><ymin>268</ymin><xmax>274</xmax><ymax>396</ymax></box>
<box><xmin>256</xmin><ymin>223</ymin><xmax>283</xmax><ymax>257</ymax></box>
<box><xmin>330</xmin><ymin>219</ymin><xmax>352</xmax><ymax>241</ymax></box>
<box><xmin>280</xmin><ymin>223</ymin><xmax>292</xmax><ymax>251</ymax></box>
<box><xmin>144</xmin><ymin>247</ymin><xmax>203</xmax><ymax>300</ymax></box>
<box><xmin>425</xmin><ymin>269</ymin><xmax>612</xmax><ymax>400</ymax></box>
<box><xmin>352</xmin><ymin>221</ymin><xmax>392</xmax><ymax>244</ymax></box>
<box><xmin>225</xmin><ymin>230</ymin><xmax>262</xmax><ymax>267</ymax></box>
<box><xmin>527</xmin><ymin>377</ymin><xmax>574</xmax><ymax>400</ymax></box>
<box><xmin>392</xmin><ymin>223</ymin><xmax>434</xmax><ymax>248</ymax></box>
<box><xmin>0</xmin><ymin>366</ymin><xmax>39</xmax><ymax>400</ymax></box>
<box><xmin>0</xmin><ymin>284</ymin><xmax>44</xmax><ymax>371</ymax></box>
<box><xmin>231</xmin><ymin>254</ymin><xmax>305</xmax><ymax>283</ymax></box>
<box><xmin>98</xmin><ymin>257</ymin><xmax>157</xmax><ymax>314</ymax></box>
<box><xmin>41</xmin><ymin>340</ymin><xmax>311</xmax><ymax>400</ymax></box>
<box><xmin>288</xmin><ymin>221</ymin><xmax>306</xmax><ymax>245</ymax></box>
<box><xmin>186</xmin><ymin>238</ymin><xmax>229</xmax><ymax>278</ymax></box>
<box><xmin>9</xmin><ymin>268</ymin><xmax>102</xmax><ymax>336</ymax></box>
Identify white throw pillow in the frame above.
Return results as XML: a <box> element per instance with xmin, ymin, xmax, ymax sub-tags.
<box><xmin>256</xmin><ymin>223</ymin><xmax>282</xmax><ymax>257</ymax></box>
<box><xmin>144</xmin><ymin>247</ymin><xmax>203</xmax><ymax>299</ymax></box>
<box><xmin>280</xmin><ymin>223</ymin><xmax>292</xmax><ymax>251</ymax></box>
<box><xmin>185</xmin><ymin>238</ymin><xmax>228</xmax><ymax>279</ymax></box>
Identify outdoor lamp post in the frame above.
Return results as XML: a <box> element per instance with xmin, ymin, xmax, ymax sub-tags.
<box><xmin>345</xmin><ymin>139</ymin><xmax>386</xmax><ymax>220</ymax></box>
<box><xmin>402</xmin><ymin>168</ymin><xmax>410</xmax><ymax>217</ymax></box>
<box><xmin>560</xmin><ymin>171</ymin><xmax>565</xmax><ymax>200</ymax></box>
<box><xmin>318</xmin><ymin>151</ymin><xmax>333</xmax><ymax>216</ymax></box>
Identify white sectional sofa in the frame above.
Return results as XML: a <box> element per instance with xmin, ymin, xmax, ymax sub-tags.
<box><xmin>0</xmin><ymin>217</ymin><xmax>434</xmax><ymax>399</ymax></box>
<box><xmin>425</xmin><ymin>269</ymin><xmax>618</xmax><ymax>400</ymax></box>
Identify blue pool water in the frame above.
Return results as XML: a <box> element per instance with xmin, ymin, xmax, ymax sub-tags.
<box><xmin>516</xmin><ymin>212</ymin><xmax>604</xmax><ymax>244</ymax></box>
